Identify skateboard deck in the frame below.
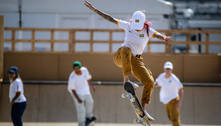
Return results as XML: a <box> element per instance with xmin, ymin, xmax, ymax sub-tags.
<box><xmin>123</xmin><ymin>82</ymin><xmax>151</xmax><ymax>126</ymax></box>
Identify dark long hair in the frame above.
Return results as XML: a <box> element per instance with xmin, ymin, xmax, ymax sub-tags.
<box><xmin>145</xmin><ymin>21</ymin><xmax>151</xmax><ymax>36</ymax></box>
<box><xmin>9</xmin><ymin>72</ymin><xmax>20</xmax><ymax>82</ymax></box>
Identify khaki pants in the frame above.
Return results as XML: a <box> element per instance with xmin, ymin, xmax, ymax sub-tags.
<box><xmin>166</xmin><ymin>98</ymin><xmax>181</xmax><ymax>126</ymax></box>
<box><xmin>113</xmin><ymin>47</ymin><xmax>154</xmax><ymax>105</ymax></box>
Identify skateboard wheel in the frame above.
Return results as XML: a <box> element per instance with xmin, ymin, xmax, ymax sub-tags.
<box><xmin>134</xmin><ymin>118</ymin><xmax>145</xmax><ymax>125</ymax></box>
<box><xmin>121</xmin><ymin>93</ymin><xmax>127</xmax><ymax>98</ymax></box>
<box><xmin>130</xmin><ymin>97</ymin><xmax>135</xmax><ymax>102</ymax></box>
<box><xmin>121</xmin><ymin>93</ymin><xmax>133</xmax><ymax>100</ymax></box>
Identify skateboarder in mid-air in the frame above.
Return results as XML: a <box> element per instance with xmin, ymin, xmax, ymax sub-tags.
<box><xmin>84</xmin><ymin>0</ymin><xmax>171</xmax><ymax>122</ymax></box>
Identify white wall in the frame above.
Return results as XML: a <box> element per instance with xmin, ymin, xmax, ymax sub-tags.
<box><xmin>0</xmin><ymin>0</ymin><xmax>172</xmax><ymax>28</ymax></box>
<box><xmin>0</xmin><ymin>0</ymin><xmax>172</xmax><ymax>52</ymax></box>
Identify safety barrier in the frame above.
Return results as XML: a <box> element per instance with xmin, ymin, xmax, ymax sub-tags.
<box><xmin>3</xmin><ymin>27</ymin><xmax>221</xmax><ymax>54</ymax></box>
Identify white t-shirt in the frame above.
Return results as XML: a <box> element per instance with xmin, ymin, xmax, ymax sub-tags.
<box><xmin>155</xmin><ymin>73</ymin><xmax>183</xmax><ymax>104</ymax></box>
<box><xmin>117</xmin><ymin>19</ymin><xmax>159</xmax><ymax>55</ymax></box>
<box><xmin>9</xmin><ymin>78</ymin><xmax>26</xmax><ymax>103</ymax></box>
<box><xmin>68</xmin><ymin>67</ymin><xmax>92</xmax><ymax>95</ymax></box>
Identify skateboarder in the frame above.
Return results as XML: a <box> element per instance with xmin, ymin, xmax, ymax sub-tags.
<box><xmin>84</xmin><ymin>0</ymin><xmax>171</xmax><ymax>121</ymax></box>
<box><xmin>155</xmin><ymin>61</ymin><xmax>184</xmax><ymax>126</ymax></box>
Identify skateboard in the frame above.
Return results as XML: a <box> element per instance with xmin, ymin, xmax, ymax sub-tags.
<box><xmin>122</xmin><ymin>82</ymin><xmax>151</xmax><ymax>126</ymax></box>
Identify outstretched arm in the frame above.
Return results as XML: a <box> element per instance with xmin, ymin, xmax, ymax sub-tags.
<box><xmin>84</xmin><ymin>0</ymin><xmax>117</xmax><ymax>24</ymax></box>
<box><xmin>153</xmin><ymin>32</ymin><xmax>171</xmax><ymax>42</ymax></box>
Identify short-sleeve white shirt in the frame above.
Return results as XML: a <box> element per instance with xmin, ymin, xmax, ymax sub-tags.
<box><xmin>117</xmin><ymin>19</ymin><xmax>158</xmax><ymax>55</ymax></box>
<box><xmin>68</xmin><ymin>67</ymin><xmax>92</xmax><ymax>95</ymax></box>
<box><xmin>9</xmin><ymin>78</ymin><xmax>27</xmax><ymax>103</ymax></box>
<box><xmin>156</xmin><ymin>73</ymin><xmax>183</xmax><ymax>104</ymax></box>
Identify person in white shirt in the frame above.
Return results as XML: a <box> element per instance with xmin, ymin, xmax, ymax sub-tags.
<box><xmin>155</xmin><ymin>61</ymin><xmax>184</xmax><ymax>126</ymax></box>
<box><xmin>84</xmin><ymin>0</ymin><xmax>171</xmax><ymax>121</ymax></box>
<box><xmin>8</xmin><ymin>66</ymin><xmax>27</xmax><ymax>126</ymax></box>
<box><xmin>68</xmin><ymin>61</ymin><xmax>96</xmax><ymax>126</ymax></box>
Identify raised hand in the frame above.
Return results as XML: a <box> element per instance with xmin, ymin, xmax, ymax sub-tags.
<box><xmin>164</xmin><ymin>36</ymin><xmax>171</xmax><ymax>42</ymax></box>
<box><xmin>83</xmin><ymin>0</ymin><xmax>117</xmax><ymax>24</ymax></box>
<box><xmin>84</xmin><ymin>0</ymin><xmax>94</xmax><ymax>10</ymax></box>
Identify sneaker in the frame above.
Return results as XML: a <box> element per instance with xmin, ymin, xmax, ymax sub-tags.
<box><xmin>144</xmin><ymin>110</ymin><xmax>155</xmax><ymax>121</ymax></box>
<box><xmin>90</xmin><ymin>116</ymin><xmax>96</xmax><ymax>122</ymax></box>
<box><xmin>128</xmin><ymin>80</ymin><xmax>139</xmax><ymax>90</ymax></box>
<box><xmin>85</xmin><ymin>116</ymin><xmax>96</xmax><ymax>126</ymax></box>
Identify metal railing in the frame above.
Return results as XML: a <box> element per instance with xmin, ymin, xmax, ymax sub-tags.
<box><xmin>2</xmin><ymin>80</ymin><xmax>221</xmax><ymax>87</ymax></box>
<box><xmin>3</xmin><ymin>27</ymin><xmax>221</xmax><ymax>54</ymax></box>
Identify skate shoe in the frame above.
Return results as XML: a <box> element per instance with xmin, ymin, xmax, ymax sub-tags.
<box><xmin>144</xmin><ymin>110</ymin><xmax>155</xmax><ymax>121</ymax></box>
<box><xmin>128</xmin><ymin>80</ymin><xmax>139</xmax><ymax>90</ymax></box>
<box><xmin>85</xmin><ymin>116</ymin><xmax>96</xmax><ymax>126</ymax></box>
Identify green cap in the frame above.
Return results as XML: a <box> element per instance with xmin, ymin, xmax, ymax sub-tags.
<box><xmin>73</xmin><ymin>61</ymin><xmax>82</xmax><ymax>68</ymax></box>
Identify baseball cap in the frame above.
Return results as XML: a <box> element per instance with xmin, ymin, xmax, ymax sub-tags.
<box><xmin>130</xmin><ymin>11</ymin><xmax>146</xmax><ymax>30</ymax></box>
<box><xmin>164</xmin><ymin>61</ymin><xmax>173</xmax><ymax>70</ymax></box>
<box><xmin>8</xmin><ymin>66</ymin><xmax>18</xmax><ymax>73</ymax></box>
<box><xmin>73</xmin><ymin>61</ymin><xmax>82</xmax><ymax>68</ymax></box>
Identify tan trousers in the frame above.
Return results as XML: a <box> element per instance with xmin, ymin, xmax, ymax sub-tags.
<box><xmin>113</xmin><ymin>47</ymin><xmax>154</xmax><ymax>106</ymax></box>
<box><xmin>166</xmin><ymin>98</ymin><xmax>181</xmax><ymax>126</ymax></box>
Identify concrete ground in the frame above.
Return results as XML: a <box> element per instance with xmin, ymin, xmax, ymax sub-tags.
<box><xmin>0</xmin><ymin>122</ymin><xmax>220</xmax><ymax>126</ymax></box>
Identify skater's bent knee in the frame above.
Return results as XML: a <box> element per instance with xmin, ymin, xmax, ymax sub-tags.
<box><xmin>141</xmin><ymin>98</ymin><xmax>151</xmax><ymax>105</ymax></box>
<box><xmin>142</xmin><ymin>78</ymin><xmax>154</xmax><ymax>88</ymax></box>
